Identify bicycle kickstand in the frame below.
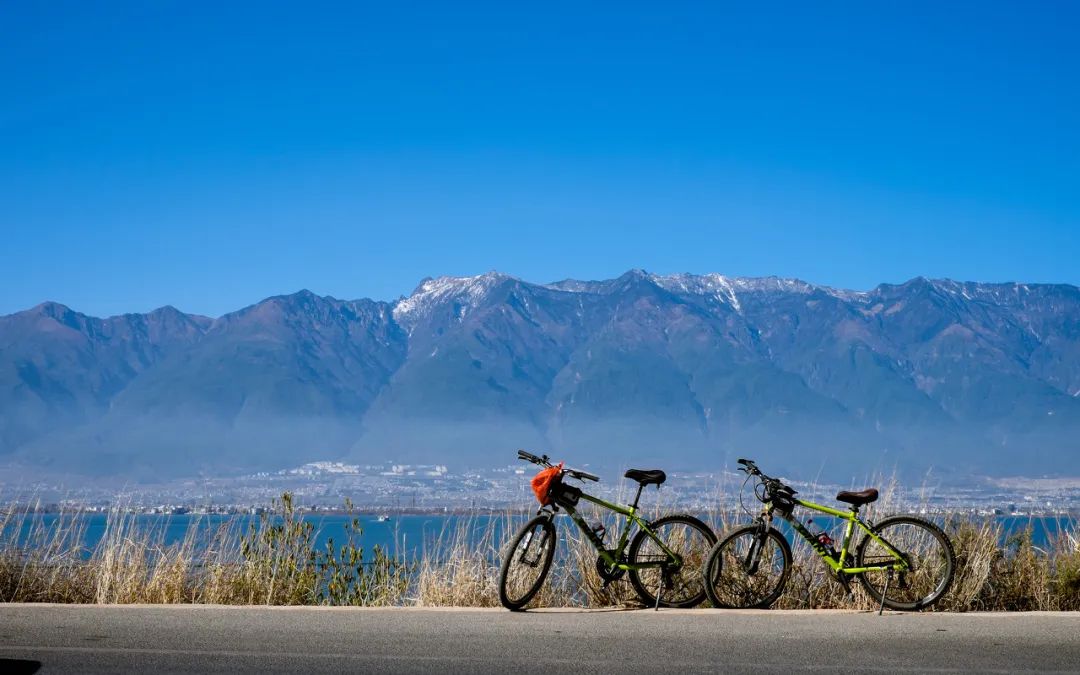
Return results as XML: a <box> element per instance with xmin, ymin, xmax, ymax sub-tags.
<box><xmin>878</xmin><ymin>570</ymin><xmax>893</xmax><ymax>616</ymax></box>
<box><xmin>654</xmin><ymin>575</ymin><xmax>665</xmax><ymax>611</ymax></box>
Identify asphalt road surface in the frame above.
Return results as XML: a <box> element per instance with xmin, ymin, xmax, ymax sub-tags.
<box><xmin>2</xmin><ymin>605</ymin><xmax>1079</xmax><ymax>674</ymax></box>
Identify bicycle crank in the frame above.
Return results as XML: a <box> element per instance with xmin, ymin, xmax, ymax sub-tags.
<box><xmin>595</xmin><ymin>554</ymin><xmax>627</xmax><ymax>585</ymax></box>
<box><xmin>832</xmin><ymin>570</ymin><xmax>854</xmax><ymax>599</ymax></box>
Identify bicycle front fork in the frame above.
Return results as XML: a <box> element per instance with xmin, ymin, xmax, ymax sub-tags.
<box><xmin>743</xmin><ymin>528</ymin><xmax>768</xmax><ymax>576</ymax></box>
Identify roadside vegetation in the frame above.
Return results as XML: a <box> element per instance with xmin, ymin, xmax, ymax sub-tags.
<box><xmin>2</xmin><ymin>491</ymin><xmax>1078</xmax><ymax>610</ymax></box>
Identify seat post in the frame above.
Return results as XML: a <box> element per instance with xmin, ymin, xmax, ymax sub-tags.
<box><xmin>631</xmin><ymin>483</ymin><xmax>644</xmax><ymax>511</ymax></box>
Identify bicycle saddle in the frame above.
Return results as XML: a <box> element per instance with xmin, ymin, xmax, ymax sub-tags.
<box><xmin>624</xmin><ymin>469</ymin><xmax>666</xmax><ymax>487</ymax></box>
<box><xmin>836</xmin><ymin>488</ymin><xmax>879</xmax><ymax>505</ymax></box>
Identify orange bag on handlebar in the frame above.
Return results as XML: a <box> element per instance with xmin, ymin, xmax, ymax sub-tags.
<box><xmin>531</xmin><ymin>462</ymin><xmax>563</xmax><ymax>505</ymax></box>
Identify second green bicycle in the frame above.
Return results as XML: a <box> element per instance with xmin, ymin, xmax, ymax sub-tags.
<box><xmin>499</xmin><ymin>450</ymin><xmax>716</xmax><ymax>610</ymax></box>
<box><xmin>704</xmin><ymin>458</ymin><xmax>956</xmax><ymax>612</ymax></box>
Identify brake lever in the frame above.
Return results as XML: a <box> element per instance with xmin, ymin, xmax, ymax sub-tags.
<box><xmin>567</xmin><ymin>469</ymin><xmax>599</xmax><ymax>482</ymax></box>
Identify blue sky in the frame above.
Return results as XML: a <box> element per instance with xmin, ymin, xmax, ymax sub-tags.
<box><xmin>2</xmin><ymin>1</ymin><xmax>1078</xmax><ymax>317</ymax></box>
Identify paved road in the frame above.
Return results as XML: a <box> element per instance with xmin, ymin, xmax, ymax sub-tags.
<box><xmin>2</xmin><ymin>605</ymin><xmax>1079</xmax><ymax>674</ymax></box>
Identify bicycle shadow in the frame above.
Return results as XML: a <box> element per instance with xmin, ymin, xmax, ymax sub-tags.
<box><xmin>0</xmin><ymin>659</ymin><xmax>41</xmax><ymax>674</ymax></box>
<box><xmin>517</xmin><ymin>605</ymin><xmax>651</xmax><ymax>614</ymax></box>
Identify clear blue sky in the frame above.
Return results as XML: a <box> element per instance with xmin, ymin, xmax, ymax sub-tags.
<box><xmin>2</xmin><ymin>1</ymin><xmax>1078</xmax><ymax>317</ymax></box>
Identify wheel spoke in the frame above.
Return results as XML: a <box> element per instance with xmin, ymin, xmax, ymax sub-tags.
<box><xmin>705</xmin><ymin>527</ymin><xmax>789</xmax><ymax>609</ymax></box>
<box><xmin>857</xmin><ymin>518</ymin><xmax>954</xmax><ymax>611</ymax></box>
<box><xmin>499</xmin><ymin>517</ymin><xmax>556</xmax><ymax>610</ymax></box>
<box><xmin>628</xmin><ymin>516</ymin><xmax>714</xmax><ymax>608</ymax></box>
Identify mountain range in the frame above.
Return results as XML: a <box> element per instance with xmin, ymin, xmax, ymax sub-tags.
<box><xmin>2</xmin><ymin>271</ymin><xmax>1079</xmax><ymax>481</ymax></box>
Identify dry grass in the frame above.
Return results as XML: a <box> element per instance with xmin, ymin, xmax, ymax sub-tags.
<box><xmin>2</xmin><ymin>490</ymin><xmax>1078</xmax><ymax>610</ymax></box>
<box><xmin>1</xmin><ymin>494</ymin><xmax>409</xmax><ymax>606</ymax></box>
<box><xmin>412</xmin><ymin>515</ymin><xmax>510</xmax><ymax>607</ymax></box>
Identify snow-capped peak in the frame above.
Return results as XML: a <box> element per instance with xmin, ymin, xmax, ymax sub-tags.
<box><xmin>392</xmin><ymin>271</ymin><xmax>512</xmax><ymax>326</ymax></box>
<box><xmin>649</xmin><ymin>273</ymin><xmax>866</xmax><ymax>310</ymax></box>
<box><xmin>651</xmin><ymin>273</ymin><xmax>745</xmax><ymax>311</ymax></box>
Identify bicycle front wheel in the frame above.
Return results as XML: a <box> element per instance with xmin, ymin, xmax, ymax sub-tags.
<box><xmin>627</xmin><ymin>514</ymin><xmax>716</xmax><ymax>608</ymax></box>
<box><xmin>498</xmin><ymin>515</ymin><xmax>557</xmax><ymax>610</ymax></box>
<box><xmin>704</xmin><ymin>525</ymin><xmax>791</xmax><ymax>609</ymax></box>
<box><xmin>856</xmin><ymin>515</ymin><xmax>955</xmax><ymax>611</ymax></box>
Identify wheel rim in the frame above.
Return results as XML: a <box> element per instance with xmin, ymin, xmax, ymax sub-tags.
<box><xmin>631</xmin><ymin>519</ymin><xmax>713</xmax><ymax>606</ymax></box>
<box><xmin>860</xmin><ymin>521</ymin><xmax>952</xmax><ymax>608</ymax></box>
<box><xmin>707</xmin><ymin>530</ymin><xmax>787</xmax><ymax>608</ymax></box>
<box><xmin>502</xmin><ymin>521</ymin><xmax>554</xmax><ymax>605</ymax></box>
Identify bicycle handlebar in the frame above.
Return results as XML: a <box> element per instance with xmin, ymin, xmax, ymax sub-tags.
<box><xmin>737</xmin><ymin>457</ymin><xmax>796</xmax><ymax>503</ymax></box>
<box><xmin>517</xmin><ymin>449</ymin><xmax>547</xmax><ymax>465</ymax></box>
<box><xmin>516</xmin><ymin>450</ymin><xmax>599</xmax><ymax>482</ymax></box>
<box><xmin>567</xmin><ymin>468</ymin><xmax>599</xmax><ymax>482</ymax></box>
<box><xmin>737</xmin><ymin>458</ymin><xmax>767</xmax><ymax>480</ymax></box>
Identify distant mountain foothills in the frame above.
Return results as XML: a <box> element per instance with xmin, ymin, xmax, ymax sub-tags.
<box><xmin>2</xmin><ymin>271</ymin><xmax>1079</xmax><ymax>481</ymax></box>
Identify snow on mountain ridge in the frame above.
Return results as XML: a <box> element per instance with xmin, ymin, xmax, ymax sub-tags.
<box><xmin>392</xmin><ymin>271</ymin><xmax>513</xmax><ymax>327</ymax></box>
<box><xmin>389</xmin><ymin>271</ymin><xmax>1072</xmax><ymax>327</ymax></box>
<box><xmin>651</xmin><ymin>273</ymin><xmax>745</xmax><ymax>311</ymax></box>
<box><xmin>542</xmin><ymin>279</ymin><xmax>606</xmax><ymax>293</ymax></box>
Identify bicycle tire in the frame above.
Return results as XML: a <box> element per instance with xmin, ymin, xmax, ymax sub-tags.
<box><xmin>703</xmin><ymin>524</ymin><xmax>791</xmax><ymax>609</ymax></box>
<box><xmin>498</xmin><ymin>515</ymin><xmax>557</xmax><ymax>610</ymax></box>
<box><xmin>627</xmin><ymin>514</ymin><xmax>716</xmax><ymax>608</ymax></box>
<box><xmin>856</xmin><ymin>515</ymin><xmax>955</xmax><ymax>611</ymax></box>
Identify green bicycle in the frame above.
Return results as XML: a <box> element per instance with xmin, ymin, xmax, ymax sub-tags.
<box><xmin>704</xmin><ymin>458</ymin><xmax>955</xmax><ymax>612</ymax></box>
<box><xmin>499</xmin><ymin>450</ymin><xmax>716</xmax><ymax>610</ymax></box>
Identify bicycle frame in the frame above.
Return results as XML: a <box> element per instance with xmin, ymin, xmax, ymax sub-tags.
<box><xmin>761</xmin><ymin>497</ymin><xmax>910</xmax><ymax>575</ymax></box>
<box><xmin>545</xmin><ymin>488</ymin><xmax>683</xmax><ymax>572</ymax></box>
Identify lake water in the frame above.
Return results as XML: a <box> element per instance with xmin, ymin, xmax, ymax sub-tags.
<box><xmin>990</xmin><ymin>515</ymin><xmax>1077</xmax><ymax>548</ymax></box>
<box><xmin>3</xmin><ymin>513</ymin><xmax>517</xmax><ymax>561</ymax></box>
<box><xmin>4</xmin><ymin>512</ymin><xmax>1075</xmax><ymax>560</ymax></box>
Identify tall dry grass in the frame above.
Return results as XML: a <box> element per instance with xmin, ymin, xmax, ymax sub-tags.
<box><xmin>2</xmin><ymin>488</ymin><xmax>1078</xmax><ymax>610</ymax></box>
<box><xmin>1</xmin><ymin>494</ymin><xmax>409</xmax><ymax>606</ymax></box>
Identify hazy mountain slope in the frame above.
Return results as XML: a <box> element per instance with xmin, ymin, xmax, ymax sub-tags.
<box><xmin>355</xmin><ymin>273</ymin><xmax>594</xmax><ymax>462</ymax></box>
<box><xmin>0</xmin><ymin>303</ymin><xmax>209</xmax><ymax>455</ymax></box>
<box><xmin>1</xmin><ymin>272</ymin><xmax>1078</xmax><ymax>479</ymax></box>
<box><xmin>16</xmin><ymin>291</ymin><xmax>406</xmax><ymax>476</ymax></box>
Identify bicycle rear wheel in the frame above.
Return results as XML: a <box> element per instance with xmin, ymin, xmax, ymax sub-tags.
<box><xmin>704</xmin><ymin>525</ymin><xmax>791</xmax><ymax>609</ymax></box>
<box><xmin>627</xmin><ymin>514</ymin><xmax>716</xmax><ymax>608</ymax></box>
<box><xmin>498</xmin><ymin>515</ymin><xmax>557</xmax><ymax>610</ymax></box>
<box><xmin>856</xmin><ymin>515</ymin><xmax>955</xmax><ymax>611</ymax></box>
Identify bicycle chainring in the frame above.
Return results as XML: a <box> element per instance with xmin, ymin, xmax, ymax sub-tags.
<box><xmin>595</xmin><ymin>554</ymin><xmax>627</xmax><ymax>582</ymax></box>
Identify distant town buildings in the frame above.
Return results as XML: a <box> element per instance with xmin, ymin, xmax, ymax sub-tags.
<box><xmin>3</xmin><ymin>461</ymin><xmax>1079</xmax><ymax>518</ymax></box>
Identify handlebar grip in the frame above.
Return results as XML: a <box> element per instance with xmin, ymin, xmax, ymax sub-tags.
<box><xmin>517</xmin><ymin>449</ymin><xmax>540</xmax><ymax>463</ymax></box>
<box><xmin>575</xmin><ymin>470</ymin><xmax>600</xmax><ymax>482</ymax></box>
<box><xmin>737</xmin><ymin>458</ymin><xmax>763</xmax><ymax>476</ymax></box>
